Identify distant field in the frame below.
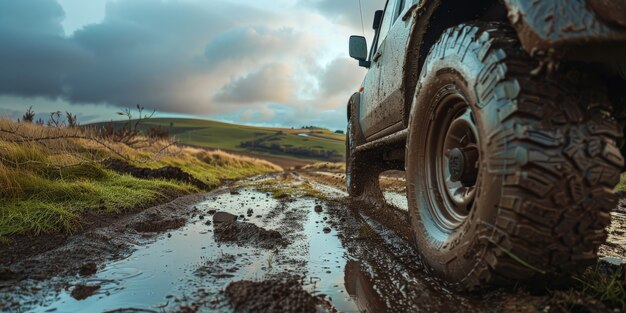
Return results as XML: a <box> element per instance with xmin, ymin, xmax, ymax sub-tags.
<box><xmin>89</xmin><ymin>118</ymin><xmax>346</xmax><ymax>164</ymax></box>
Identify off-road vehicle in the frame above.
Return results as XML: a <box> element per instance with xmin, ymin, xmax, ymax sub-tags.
<box><xmin>346</xmin><ymin>0</ymin><xmax>626</xmax><ymax>289</ymax></box>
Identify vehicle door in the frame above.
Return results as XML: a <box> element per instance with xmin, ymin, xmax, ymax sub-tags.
<box><xmin>361</xmin><ymin>0</ymin><xmax>412</xmax><ymax>140</ymax></box>
<box><xmin>358</xmin><ymin>2</ymin><xmax>388</xmax><ymax>141</ymax></box>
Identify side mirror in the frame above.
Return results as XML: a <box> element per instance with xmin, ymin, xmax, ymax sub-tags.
<box><xmin>349</xmin><ymin>36</ymin><xmax>370</xmax><ymax>68</ymax></box>
<box><xmin>373</xmin><ymin>10</ymin><xmax>383</xmax><ymax>30</ymax></box>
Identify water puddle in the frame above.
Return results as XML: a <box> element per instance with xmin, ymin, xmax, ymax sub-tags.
<box><xmin>30</xmin><ymin>188</ymin><xmax>366</xmax><ymax>312</ymax></box>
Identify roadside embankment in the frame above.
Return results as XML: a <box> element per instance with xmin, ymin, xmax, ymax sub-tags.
<box><xmin>0</xmin><ymin>118</ymin><xmax>281</xmax><ymax>242</ymax></box>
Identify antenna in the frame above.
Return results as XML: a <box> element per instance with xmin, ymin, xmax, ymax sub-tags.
<box><xmin>358</xmin><ymin>0</ymin><xmax>365</xmax><ymax>37</ymax></box>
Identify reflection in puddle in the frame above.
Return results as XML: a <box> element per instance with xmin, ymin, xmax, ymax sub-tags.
<box><xmin>344</xmin><ymin>261</ymin><xmax>387</xmax><ymax>313</ymax></box>
<box><xmin>303</xmin><ymin>208</ymin><xmax>354</xmax><ymax>312</ymax></box>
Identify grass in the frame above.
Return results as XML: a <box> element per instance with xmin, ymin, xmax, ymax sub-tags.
<box><xmin>89</xmin><ymin>118</ymin><xmax>346</xmax><ymax>163</ymax></box>
<box><xmin>575</xmin><ymin>267</ymin><xmax>626</xmax><ymax>309</ymax></box>
<box><xmin>0</xmin><ymin>119</ymin><xmax>280</xmax><ymax>239</ymax></box>
<box><xmin>144</xmin><ymin>147</ymin><xmax>281</xmax><ymax>187</ymax></box>
<box><xmin>302</xmin><ymin>162</ymin><xmax>346</xmax><ymax>172</ymax></box>
<box><xmin>246</xmin><ymin>176</ymin><xmax>326</xmax><ymax>200</ymax></box>
<box><xmin>497</xmin><ymin>244</ymin><xmax>547</xmax><ymax>275</ymax></box>
<box><xmin>551</xmin><ymin>265</ymin><xmax>626</xmax><ymax>311</ymax></box>
<box><xmin>495</xmin><ymin>238</ymin><xmax>626</xmax><ymax>311</ymax></box>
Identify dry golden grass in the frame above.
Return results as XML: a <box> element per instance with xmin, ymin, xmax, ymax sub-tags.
<box><xmin>302</xmin><ymin>162</ymin><xmax>345</xmax><ymax>171</ymax></box>
<box><xmin>184</xmin><ymin>147</ymin><xmax>281</xmax><ymax>171</ymax></box>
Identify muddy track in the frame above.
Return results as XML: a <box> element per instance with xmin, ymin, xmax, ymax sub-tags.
<box><xmin>1</xmin><ymin>172</ymin><xmax>625</xmax><ymax>312</ymax></box>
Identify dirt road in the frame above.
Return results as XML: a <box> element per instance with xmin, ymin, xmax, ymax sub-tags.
<box><xmin>1</xmin><ymin>170</ymin><xmax>625</xmax><ymax>312</ymax></box>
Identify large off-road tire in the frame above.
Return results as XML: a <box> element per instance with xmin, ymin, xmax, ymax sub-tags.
<box><xmin>405</xmin><ymin>23</ymin><xmax>624</xmax><ymax>290</ymax></box>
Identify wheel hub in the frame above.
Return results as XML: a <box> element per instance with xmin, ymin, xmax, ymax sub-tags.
<box><xmin>448</xmin><ymin>147</ymin><xmax>479</xmax><ymax>186</ymax></box>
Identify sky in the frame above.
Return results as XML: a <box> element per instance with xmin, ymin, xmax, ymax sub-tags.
<box><xmin>0</xmin><ymin>0</ymin><xmax>385</xmax><ymax>130</ymax></box>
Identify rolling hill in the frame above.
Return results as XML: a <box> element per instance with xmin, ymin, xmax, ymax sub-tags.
<box><xmin>89</xmin><ymin>118</ymin><xmax>346</xmax><ymax>166</ymax></box>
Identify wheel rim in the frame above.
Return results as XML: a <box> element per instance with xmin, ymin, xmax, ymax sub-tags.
<box><xmin>425</xmin><ymin>93</ymin><xmax>480</xmax><ymax>231</ymax></box>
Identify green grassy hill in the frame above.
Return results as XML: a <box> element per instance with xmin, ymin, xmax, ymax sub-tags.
<box><xmin>90</xmin><ymin>118</ymin><xmax>346</xmax><ymax>164</ymax></box>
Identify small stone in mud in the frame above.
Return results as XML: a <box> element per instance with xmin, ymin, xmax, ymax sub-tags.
<box><xmin>230</xmin><ymin>190</ymin><xmax>241</xmax><ymax>195</ymax></box>
<box><xmin>239</xmin><ymin>214</ymin><xmax>245</xmax><ymax>219</ymax></box>
<box><xmin>199</xmin><ymin>215</ymin><xmax>205</xmax><ymax>220</ymax></box>
<box><xmin>205</xmin><ymin>220</ymin><xmax>212</xmax><ymax>226</ymax></box>
<box><xmin>78</xmin><ymin>263</ymin><xmax>97</xmax><ymax>276</ymax></box>
<box><xmin>213</xmin><ymin>212</ymin><xmax>238</xmax><ymax>223</ymax></box>
<box><xmin>314</xmin><ymin>205</ymin><xmax>323</xmax><ymax>213</ymax></box>
<box><xmin>214</xmin><ymin>221</ymin><xmax>287</xmax><ymax>249</ymax></box>
<box><xmin>323</xmin><ymin>227</ymin><xmax>331</xmax><ymax>233</ymax></box>
<box><xmin>71</xmin><ymin>284</ymin><xmax>101</xmax><ymax>300</ymax></box>
<box><xmin>246</xmin><ymin>208</ymin><xmax>253</xmax><ymax>215</ymax></box>
<box><xmin>208</xmin><ymin>209</ymin><xmax>217</xmax><ymax>215</ymax></box>
<box><xmin>226</xmin><ymin>279</ymin><xmax>321</xmax><ymax>313</ymax></box>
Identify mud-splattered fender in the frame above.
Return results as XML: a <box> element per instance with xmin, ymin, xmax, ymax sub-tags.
<box><xmin>502</xmin><ymin>0</ymin><xmax>626</xmax><ymax>61</ymax></box>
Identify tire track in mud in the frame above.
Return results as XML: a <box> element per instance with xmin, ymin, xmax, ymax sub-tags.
<box><xmin>1</xmin><ymin>172</ymin><xmax>625</xmax><ymax>312</ymax></box>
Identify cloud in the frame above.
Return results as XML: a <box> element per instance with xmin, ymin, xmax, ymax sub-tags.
<box><xmin>61</xmin><ymin>0</ymin><xmax>277</xmax><ymax>112</ymax></box>
<box><xmin>0</xmin><ymin>0</ymin><xmax>65</xmax><ymax>36</ymax></box>
<box><xmin>0</xmin><ymin>0</ymin><xmax>88</xmax><ymax>98</ymax></box>
<box><xmin>215</xmin><ymin>63</ymin><xmax>294</xmax><ymax>103</ymax></box>
<box><xmin>0</xmin><ymin>0</ymin><xmax>381</xmax><ymax>130</ymax></box>
<box><xmin>303</xmin><ymin>0</ymin><xmax>386</xmax><ymax>34</ymax></box>
<box><xmin>0</xmin><ymin>0</ymin><xmax>278</xmax><ymax>112</ymax></box>
<box><xmin>205</xmin><ymin>26</ymin><xmax>315</xmax><ymax>66</ymax></box>
<box><xmin>318</xmin><ymin>57</ymin><xmax>364</xmax><ymax>97</ymax></box>
<box><xmin>305</xmin><ymin>0</ymin><xmax>362</xmax><ymax>30</ymax></box>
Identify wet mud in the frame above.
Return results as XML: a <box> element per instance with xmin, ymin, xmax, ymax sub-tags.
<box><xmin>226</xmin><ymin>278</ymin><xmax>325</xmax><ymax>313</ymax></box>
<box><xmin>214</xmin><ymin>221</ymin><xmax>287</xmax><ymax>249</ymax></box>
<box><xmin>1</xmin><ymin>172</ymin><xmax>625</xmax><ymax>312</ymax></box>
<box><xmin>103</xmin><ymin>158</ymin><xmax>208</xmax><ymax>189</ymax></box>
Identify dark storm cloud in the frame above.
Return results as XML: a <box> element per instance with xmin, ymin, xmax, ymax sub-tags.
<box><xmin>0</xmin><ymin>0</ymin><xmax>65</xmax><ymax>35</ymax></box>
<box><xmin>0</xmin><ymin>0</ymin><xmax>281</xmax><ymax>113</ymax></box>
<box><xmin>64</xmin><ymin>0</ymin><xmax>275</xmax><ymax>112</ymax></box>
<box><xmin>0</xmin><ymin>0</ymin><xmax>88</xmax><ymax>98</ymax></box>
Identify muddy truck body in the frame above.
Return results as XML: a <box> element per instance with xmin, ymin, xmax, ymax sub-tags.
<box><xmin>346</xmin><ymin>0</ymin><xmax>626</xmax><ymax>289</ymax></box>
